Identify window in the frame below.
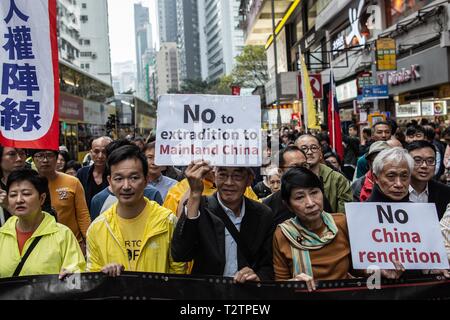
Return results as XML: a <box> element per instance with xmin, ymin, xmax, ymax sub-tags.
<box><xmin>385</xmin><ymin>0</ymin><xmax>434</xmax><ymax>27</ymax></box>
<box><xmin>82</xmin><ymin>3</ymin><xmax>86</xmax><ymax>9</ymax></box>
<box><xmin>80</xmin><ymin>15</ymin><xmax>88</xmax><ymax>23</ymax></box>
<box><xmin>85</xmin><ymin>63</ymin><xmax>90</xmax><ymax>69</ymax></box>
<box><xmin>84</xmin><ymin>39</ymin><xmax>90</xmax><ymax>45</ymax></box>
<box><xmin>81</xmin><ymin>51</ymin><xmax>92</xmax><ymax>57</ymax></box>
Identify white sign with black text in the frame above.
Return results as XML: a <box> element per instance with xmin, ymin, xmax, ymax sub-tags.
<box><xmin>155</xmin><ymin>94</ymin><xmax>262</xmax><ymax>166</ymax></box>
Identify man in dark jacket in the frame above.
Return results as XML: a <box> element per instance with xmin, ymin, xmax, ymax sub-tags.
<box><xmin>367</xmin><ymin>147</ymin><xmax>412</xmax><ymax>203</ymax></box>
<box><xmin>406</xmin><ymin>140</ymin><xmax>450</xmax><ymax>220</ymax></box>
<box><xmin>171</xmin><ymin>161</ymin><xmax>274</xmax><ymax>282</ymax></box>
<box><xmin>77</xmin><ymin>136</ymin><xmax>112</xmax><ymax>208</ymax></box>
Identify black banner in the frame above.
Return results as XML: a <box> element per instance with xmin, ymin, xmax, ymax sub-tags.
<box><xmin>0</xmin><ymin>272</ymin><xmax>449</xmax><ymax>300</ymax></box>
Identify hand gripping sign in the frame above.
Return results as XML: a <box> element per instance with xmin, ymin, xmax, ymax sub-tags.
<box><xmin>155</xmin><ymin>94</ymin><xmax>262</xmax><ymax>167</ymax></box>
<box><xmin>0</xmin><ymin>0</ymin><xmax>59</xmax><ymax>149</ymax></box>
<box><xmin>345</xmin><ymin>202</ymin><xmax>449</xmax><ymax>270</ymax></box>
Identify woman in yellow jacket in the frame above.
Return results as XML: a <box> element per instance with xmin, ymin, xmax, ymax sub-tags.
<box><xmin>0</xmin><ymin>169</ymin><xmax>85</xmax><ymax>278</ymax></box>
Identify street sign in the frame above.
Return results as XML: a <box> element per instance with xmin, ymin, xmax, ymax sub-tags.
<box><xmin>362</xmin><ymin>85</ymin><xmax>389</xmax><ymax>100</ymax></box>
<box><xmin>297</xmin><ymin>74</ymin><xmax>323</xmax><ymax>99</ymax></box>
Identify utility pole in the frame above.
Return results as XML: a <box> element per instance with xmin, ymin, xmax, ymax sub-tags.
<box><xmin>271</xmin><ymin>0</ymin><xmax>281</xmax><ymax>129</ymax></box>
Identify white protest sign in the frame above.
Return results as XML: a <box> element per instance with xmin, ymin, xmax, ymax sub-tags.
<box><xmin>155</xmin><ymin>94</ymin><xmax>262</xmax><ymax>166</ymax></box>
<box><xmin>345</xmin><ymin>202</ymin><xmax>449</xmax><ymax>270</ymax></box>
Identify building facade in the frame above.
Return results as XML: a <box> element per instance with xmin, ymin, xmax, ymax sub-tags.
<box><xmin>112</xmin><ymin>61</ymin><xmax>136</xmax><ymax>94</ymax></box>
<box><xmin>240</xmin><ymin>0</ymin><xmax>450</xmax><ymax>129</ymax></box>
<box><xmin>199</xmin><ymin>0</ymin><xmax>245</xmax><ymax>81</ymax></box>
<box><xmin>78</xmin><ymin>0</ymin><xmax>112</xmax><ymax>84</ymax></box>
<box><xmin>156</xmin><ymin>42</ymin><xmax>180</xmax><ymax>95</ymax></box>
<box><xmin>158</xmin><ymin>0</ymin><xmax>178</xmax><ymax>43</ymax></box>
<box><xmin>57</xmin><ymin>0</ymin><xmax>82</xmax><ymax>67</ymax></box>
<box><xmin>134</xmin><ymin>3</ymin><xmax>150</xmax><ymax>83</ymax></box>
<box><xmin>177</xmin><ymin>0</ymin><xmax>202</xmax><ymax>82</ymax></box>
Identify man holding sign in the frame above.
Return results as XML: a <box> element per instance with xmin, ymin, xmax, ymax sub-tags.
<box><xmin>347</xmin><ymin>147</ymin><xmax>449</xmax><ymax>276</ymax></box>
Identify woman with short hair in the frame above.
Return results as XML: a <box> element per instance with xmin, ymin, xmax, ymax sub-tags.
<box><xmin>0</xmin><ymin>169</ymin><xmax>85</xmax><ymax>278</ymax></box>
<box><xmin>273</xmin><ymin>167</ymin><xmax>405</xmax><ymax>291</ymax></box>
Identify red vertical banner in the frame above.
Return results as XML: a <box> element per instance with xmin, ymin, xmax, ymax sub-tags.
<box><xmin>0</xmin><ymin>0</ymin><xmax>59</xmax><ymax>150</ymax></box>
<box><xmin>328</xmin><ymin>71</ymin><xmax>344</xmax><ymax>161</ymax></box>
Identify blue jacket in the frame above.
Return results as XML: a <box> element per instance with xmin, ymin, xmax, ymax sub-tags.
<box><xmin>89</xmin><ymin>186</ymin><xmax>163</xmax><ymax>220</ymax></box>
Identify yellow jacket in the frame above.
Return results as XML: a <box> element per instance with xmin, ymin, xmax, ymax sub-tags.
<box><xmin>86</xmin><ymin>198</ymin><xmax>186</xmax><ymax>274</ymax></box>
<box><xmin>0</xmin><ymin>212</ymin><xmax>86</xmax><ymax>278</ymax></box>
<box><xmin>163</xmin><ymin>178</ymin><xmax>259</xmax><ymax>214</ymax></box>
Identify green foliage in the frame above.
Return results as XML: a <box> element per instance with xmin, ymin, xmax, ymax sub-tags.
<box><xmin>231</xmin><ymin>45</ymin><xmax>268</xmax><ymax>88</ymax></box>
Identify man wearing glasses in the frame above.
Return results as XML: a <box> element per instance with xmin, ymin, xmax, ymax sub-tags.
<box><xmin>171</xmin><ymin>162</ymin><xmax>274</xmax><ymax>282</ymax></box>
<box><xmin>295</xmin><ymin>134</ymin><xmax>353</xmax><ymax>213</ymax></box>
<box><xmin>31</xmin><ymin>149</ymin><xmax>91</xmax><ymax>252</ymax></box>
<box><xmin>406</xmin><ymin>140</ymin><xmax>450</xmax><ymax>220</ymax></box>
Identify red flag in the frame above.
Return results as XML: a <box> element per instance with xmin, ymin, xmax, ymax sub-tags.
<box><xmin>327</xmin><ymin>71</ymin><xmax>344</xmax><ymax>161</ymax></box>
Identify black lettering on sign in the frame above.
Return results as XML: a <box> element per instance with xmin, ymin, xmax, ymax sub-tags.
<box><xmin>184</xmin><ymin>104</ymin><xmax>216</xmax><ymax>124</ymax></box>
<box><xmin>377</xmin><ymin>205</ymin><xmax>408</xmax><ymax>224</ymax></box>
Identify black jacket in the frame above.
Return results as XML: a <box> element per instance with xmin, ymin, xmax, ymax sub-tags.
<box><xmin>171</xmin><ymin>193</ymin><xmax>275</xmax><ymax>280</ymax></box>
<box><xmin>428</xmin><ymin>179</ymin><xmax>450</xmax><ymax>220</ymax></box>
<box><xmin>76</xmin><ymin>165</ymin><xmax>109</xmax><ymax>208</ymax></box>
<box><xmin>366</xmin><ymin>184</ymin><xmax>410</xmax><ymax>203</ymax></box>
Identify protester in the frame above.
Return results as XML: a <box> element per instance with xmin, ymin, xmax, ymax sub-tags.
<box><xmin>143</xmin><ymin>142</ymin><xmax>177</xmax><ymax>201</ymax></box>
<box><xmin>423</xmin><ymin>125</ymin><xmax>446</xmax><ymax>179</ymax></box>
<box><xmin>86</xmin><ymin>145</ymin><xmax>186</xmax><ymax>276</ymax></box>
<box><xmin>323</xmin><ymin>152</ymin><xmax>343</xmax><ymax>173</ymax></box>
<box><xmin>171</xmin><ymin>161</ymin><xmax>274</xmax><ymax>282</ymax></box>
<box><xmin>31</xmin><ymin>149</ymin><xmax>91</xmax><ymax>252</ymax></box>
<box><xmin>89</xmin><ymin>140</ymin><xmax>162</xmax><ymax>220</ymax></box>
<box><xmin>0</xmin><ymin>146</ymin><xmax>27</xmax><ymax>190</ymax></box>
<box><xmin>77</xmin><ymin>136</ymin><xmax>113</xmax><ymax>209</ymax></box>
<box><xmin>367</xmin><ymin>147</ymin><xmax>412</xmax><ymax>202</ymax></box>
<box><xmin>56</xmin><ymin>150</ymin><xmax>70</xmax><ymax>173</ymax></box>
<box><xmin>65</xmin><ymin>160</ymin><xmax>82</xmax><ymax>177</ymax></box>
<box><xmin>0</xmin><ymin>169</ymin><xmax>85</xmax><ymax>278</ymax></box>
<box><xmin>405</xmin><ymin>124</ymin><xmax>425</xmax><ymax>144</ymax></box>
<box><xmin>295</xmin><ymin>134</ymin><xmax>352</xmax><ymax>213</ymax></box>
<box><xmin>351</xmin><ymin>141</ymin><xmax>391</xmax><ymax>202</ymax></box>
<box><xmin>406</xmin><ymin>141</ymin><xmax>450</xmax><ymax>219</ymax></box>
<box><xmin>440</xmin><ymin>203</ymin><xmax>450</xmax><ymax>260</ymax></box>
<box><xmin>252</xmin><ymin>172</ymin><xmax>273</xmax><ymax>199</ymax></box>
<box><xmin>273</xmin><ymin>167</ymin><xmax>404</xmax><ymax>290</ymax></box>
<box><xmin>132</xmin><ymin>136</ymin><xmax>145</xmax><ymax>152</ymax></box>
<box><xmin>355</xmin><ymin>122</ymin><xmax>392</xmax><ymax>179</ymax></box>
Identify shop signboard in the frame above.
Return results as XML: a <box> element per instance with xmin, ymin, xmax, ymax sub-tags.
<box><xmin>59</xmin><ymin>92</ymin><xmax>83</xmax><ymax>121</ymax></box>
<box><xmin>357</xmin><ymin>72</ymin><xmax>374</xmax><ymax>94</ymax></box>
<box><xmin>336</xmin><ymin>79</ymin><xmax>358</xmax><ymax>103</ymax></box>
<box><xmin>395</xmin><ymin>102</ymin><xmax>421</xmax><ymax>118</ymax></box>
<box><xmin>298</xmin><ymin>74</ymin><xmax>323</xmax><ymax>99</ymax></box>
<box><xmin>376</xmin><ymin>38</ymin><xmax>397</xmax><ymax>71</ymax></box>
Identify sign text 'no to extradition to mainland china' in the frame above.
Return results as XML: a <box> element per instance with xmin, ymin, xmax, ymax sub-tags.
<box><xmin>155</xmin><ymin>94</ymin><xmax>262</xmax><ymax>167</ymax></box>
<box><xmin>345</xmin><ymin>202</ymin><xmax>449</xmax><ymax>270</ymax></box>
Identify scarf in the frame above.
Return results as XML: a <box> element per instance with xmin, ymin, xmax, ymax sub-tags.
<box><xmin>360</xmin><ymin>170</ymin><xmax>374</xmax><ymax>202</ymax></box>
<box><xmin>279</xmin><ymin>212</ymin><xmax>338</xmax><ymax>277</ymax></box>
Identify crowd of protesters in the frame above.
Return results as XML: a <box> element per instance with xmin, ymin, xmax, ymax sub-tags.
<box><xmin>0</xmin><ymin>121</ymin><xmax>450</xmax><ymax>291</ymax></box>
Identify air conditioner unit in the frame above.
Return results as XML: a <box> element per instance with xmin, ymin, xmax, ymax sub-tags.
<box><xmin>92</xmin><ymin>53</ymin><xmax>97</xmax><ymax>59</ymax></box>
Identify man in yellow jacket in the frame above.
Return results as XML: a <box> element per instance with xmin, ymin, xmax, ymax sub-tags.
<box><xmin>86</xmin><ymin>144</ymin><xmax>186</xmax><ymax>275</ymax></box>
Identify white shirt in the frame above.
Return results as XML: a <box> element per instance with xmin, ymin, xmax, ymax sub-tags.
<box><xmin>409</xmin><ymin>184</ymin><xmax>429</xmax><ymax>203</ymax></box>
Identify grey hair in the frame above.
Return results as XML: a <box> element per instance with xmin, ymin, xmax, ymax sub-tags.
<box><xmin>372</xmin><ymin>147</ymin><xmax>414</xmax><ymax>176</ymax></box>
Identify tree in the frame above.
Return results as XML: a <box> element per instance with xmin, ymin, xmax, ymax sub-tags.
<box><xmin>179</xmin><ymin>78</ymin><xmax>209</xmax><ymax>94</ymax></box>
<box><xmin>208</xmin><ymin>75</ymin><xmax>233</xmax><ymax>95</ymax></box>
<box><xmin>231</xmin><ymin>45</ymin><xmax>268</xmax><ymax>88</ymax></box>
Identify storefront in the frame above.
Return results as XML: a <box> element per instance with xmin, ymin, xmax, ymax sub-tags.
<box><xmin>380</xmin><ymin>46</ymin><xmax>450</xmax><ymax>125</ymax></box>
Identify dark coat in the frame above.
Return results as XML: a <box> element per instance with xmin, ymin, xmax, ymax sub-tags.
<box><xmin>171</xmin><ymin>193</ymin><xmax>275</xmax><ymax>280</ymax></box>
<box><xmin>366</xmin><ymin>184</ymin><xmax>410</xmax><ymax>203</ymax></box>
<box><xmin>428</xmin><ymin>179</ymin><xmax>450</xmax><ymax>220</ymax></box>
<box><xmin>76</xmin><ymin>165</ymin><xmax>109</xmax><ymax>208</ymax></box>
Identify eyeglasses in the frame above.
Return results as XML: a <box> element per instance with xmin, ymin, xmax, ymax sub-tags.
<box><xmin>413</xmin><ymin>157</ymin><xmax>436</xmax><ymax>167</ymax></box>
<box><xmin>4</xmin><ymin>150</ymin><xmax>26</xmax><ymax>159</ymax></box>
<box><xmin>216</xmin><ymin>172</ymin><xmax>247</xmax><ymax>182</ymax></box>
<box><xmin>34</xmin><ymin>152</ymin><xmax>57</xmax><ymax>161</ymax></box>
<box><xmin>280</xmin><ymin>163</ymin><xmax>310</xmax><ymax>170</ymax></box>
<box><xmin>299</xmin><ymin>145</ymin><xmax>321</xmax><ymax>153</ymax></box>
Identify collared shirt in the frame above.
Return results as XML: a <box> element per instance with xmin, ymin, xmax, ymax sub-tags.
<box><xmin>409</xmin><ymin>184</ymin><xmax>429</xmax><ymax>203</ymax></box>
<box><xmin>148</xmin><ymin>174</ymin><xmax>177</xmax><ymax>201</ymax></box>
<box><xmin>184</xmin><ymin>194</ymin><xmax>246</xmax><ymax>277</ymax></box>
<box><xmin>217</xmin><ymin>194</ymin><xmax>246</xmax><ymax>278</ymax></box>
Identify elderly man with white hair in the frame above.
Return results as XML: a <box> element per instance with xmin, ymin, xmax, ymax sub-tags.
<box><xmin>367</xmin><ymin>147</ymin><xmax>414</xmax><ymax>202</ymax></box>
